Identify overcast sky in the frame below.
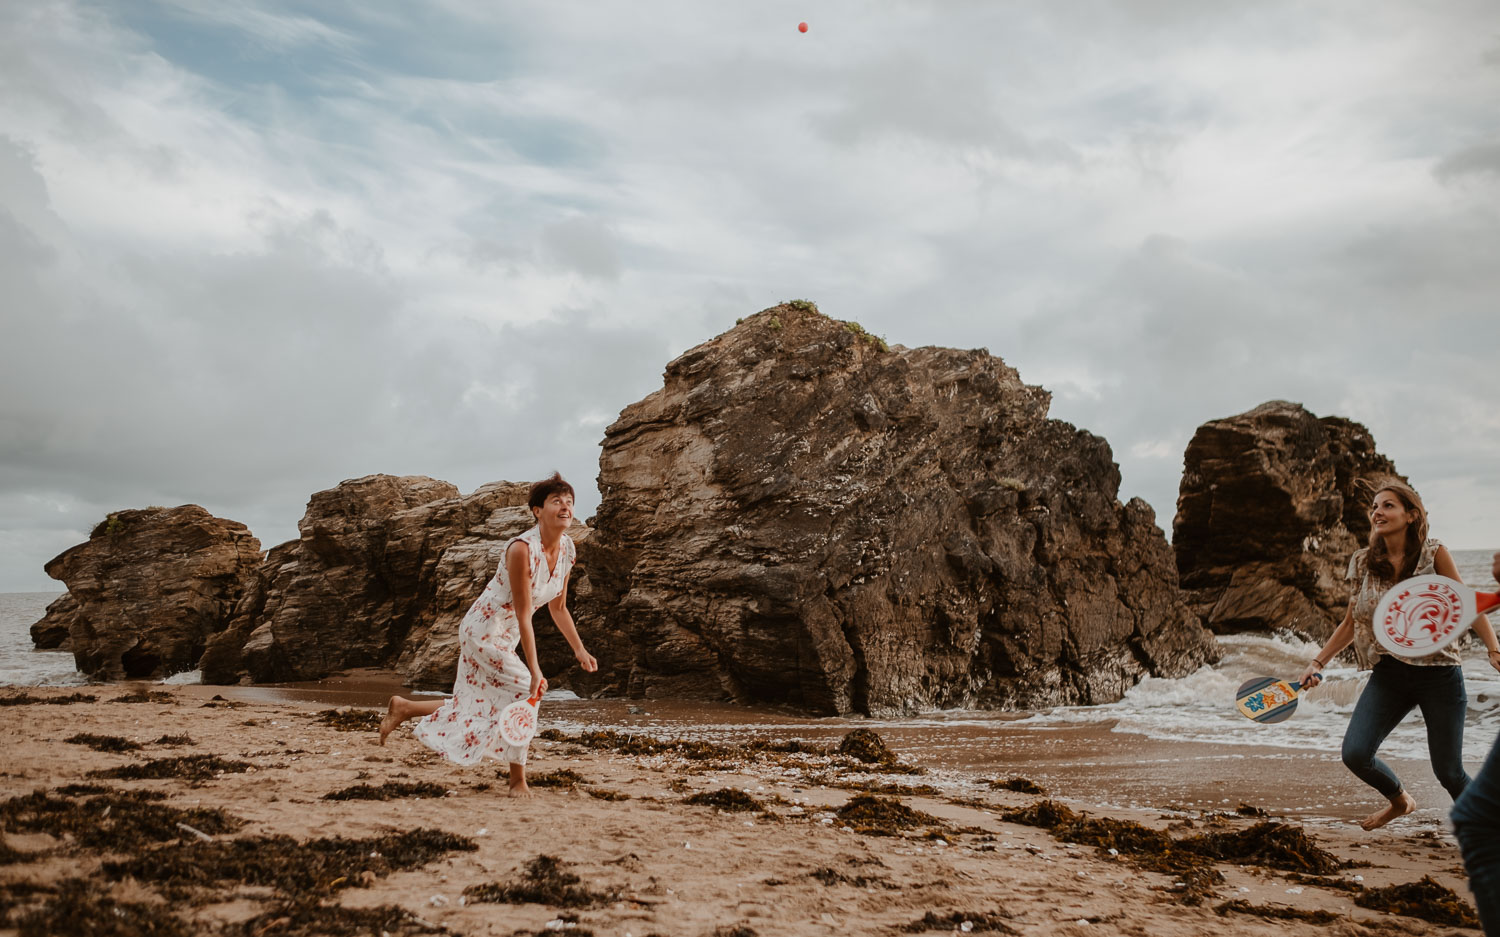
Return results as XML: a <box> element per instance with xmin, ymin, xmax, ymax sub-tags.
<box><xmin>2</xmin><ymin>1</ymin><xmax>1498</xmax><ymax>591</ymax></box>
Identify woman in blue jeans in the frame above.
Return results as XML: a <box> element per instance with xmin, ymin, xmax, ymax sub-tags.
<box><xmin>1450</xmin><ymin>550</ymin><xmax>1500</xmax><ymax>936</ymax></box>
<box><xmin>1299</xmin><ymin>480</ymin><xmax>1500</xmax><ymax>831</ymax></box>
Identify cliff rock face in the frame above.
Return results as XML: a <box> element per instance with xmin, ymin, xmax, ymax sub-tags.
<box><xmin>574</xmin><ymin>303</ymin><xmax>1219</xmax><ymax>715</ymax></box>
<box><xmin>38</xmin><ymin>507</ymin><xmax>262</xmax><ymax>680</ymax></box>
<box><xmin>200</xmin><ymin>475</ymin><xmax>590</xmax><ymax>688</ymax></box>
<box><xmin>1173</xmin><ymin>400</ymin><xmax>1400</xmax><ymax>638</ymax></box>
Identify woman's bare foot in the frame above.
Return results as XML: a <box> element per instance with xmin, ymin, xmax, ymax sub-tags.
<box><xmin>1360</xmin><ymin>790</ymin><xmax>1416</xmax><ymax>830</ymax></box>
<box><xmin>378</xmin><ymin>696</ymin><xmax>406</xmax><ymax>746</ymax></box>
<box><xmin>508</xmin><ymin>763</ymin><xmax>534</xmax><ymax>798</ymax></box>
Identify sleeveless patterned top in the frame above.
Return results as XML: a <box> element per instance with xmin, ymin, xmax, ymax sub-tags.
<box><xmin>1347</xmin><ymin>537</ymin><xmax>1460</xmax><ymax>667</ymax></box>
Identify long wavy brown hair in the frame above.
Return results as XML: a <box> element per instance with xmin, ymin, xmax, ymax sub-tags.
<box><xmin>1363</xmin><ymin>478</ymin><xmax>1428</xmax><ymax>583</ymax></box>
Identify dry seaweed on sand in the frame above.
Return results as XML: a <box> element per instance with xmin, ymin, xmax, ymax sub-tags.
<box><xmin>1353</xmin><ymin>875</ymin><xmax>1481</xmax><ymax>928</ymax></box>
<box><xmin>586</xmin><ymin>788</ymin><xmax>630</xmax><ymax>801</ymax></box>
<box><xmin>315</xmin><ymin>708</ymin><xmax>383</xmax><ymax>732</ymax></box>
<box><xmin>901</xmin><ymin>910</ymin><xmax>1018</xmax><ymax>934</ymax></box>
<box><xmin>0</xmin><ymin>788</ymin><xmax>244</xmax><ymax>852</ymax></box>
<box><xmin>88</xmin><ymin>754</ymin><xmax>255</xmax><ymax>782</ymax></box>
<box><xmin>684</xmin><ymin>789</ymin><xmax>762</xmax><ymax>812</ymax></box>
<box><xmin>112</xmin><ymin>691</ymin><xmax>174</xmax><ymax>704</ymax></box>
<box><xmin>990</xmin><ymin>777</ymin><xmax>1046</xmax><ymax>795</ymax></box>
<box><xmin>104</xmin><ymin>828</ymin><xmax>476</xmax><ymax>898</ymax></box>
<box><xmin>707</xmin><ymin>927</ymin><xmax>758</xmax><ymax>937</ymax></box>
<box><xmin>65</xmin><ymin>732</ymin><xmax>143</xmax><ymax>752</ymax></box>
<box><xmin>1283</xmin><ymin>872</ymin><xmax>1365</xmax><ymax>893</ymax></box>
<box><xmin>152</xmin><ymin>735</ymin><xmax>195</xmax><ymax>746</ymax></box>
<box><xmin>1175</xmin><ymin>822</ymin><xmax>1344</xmax><ymax>874</ymax></box>
<box><xmin>0</xmin><ymin>692</ymin><xmax>97</xmax><ymax>707</ymax></box>
<box><xmin>529</xmin><ymin>769</ymin><xmax>590</xmax><ymax>789</ymax></box>
<box><xmin>999</xmin><ymin>800</ymin><xmax>1078</xmax><ymax>829</ymax></box>
<box><xmin>463</xmin><ymin>854</ymin><xmax>619</xmax><ymax>908</ymax></box>
<box><xmin>807</xmin><ymin>867</ymin><xmax>896</xmax><ymax>889</ymax></box>
<box><xmin>322</xmin><ymin>781</ymin><xmax>449</xmax><ymax>801</ymax></box>
<box><xmin>1212</xmin><ymin>899</ymin><xmax>1339</xmax><ymax>923</ymax></box>
<box><xmin>233</xmin><ymin>899</ymin><xmax>452</xmax><ymax>937</ymax></box>
<box><xmin>835</xmin><ymin>794</ymin><xmax>941</xmax><ymax>836</ymax></box>
<box><xmin>9</xmin><ymin>877</ymin><xmax>191</xmax><ymax>937</ymax></box>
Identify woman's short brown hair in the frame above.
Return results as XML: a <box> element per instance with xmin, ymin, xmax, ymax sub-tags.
<box><xmin>528</xmin><ymin>472</ymin><xmax>575</xmax><ymax>510</ymax></box>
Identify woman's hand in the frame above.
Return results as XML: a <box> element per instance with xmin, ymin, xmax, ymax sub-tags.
<box><xmin>575</xmin><ymin>648</ymin><xmax>598</xmax><ymax>673</ymax></box>
<box><xmin>1488</xmin><ymin>647</ymin><xmax>1500</xmax><ymax>675</ymax></box>
<box><xmin>1298</xmin><ymin>659</ymin><xmax>1324</xmax><ymax>689</ymax></box>
<box><xmin>529</xmin><ymin>669</ymin><xmax>547</xmax><ymax>700</ymax></box>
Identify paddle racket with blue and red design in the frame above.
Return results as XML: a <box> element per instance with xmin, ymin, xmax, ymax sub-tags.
<box><xmin>1235</xmin><ymin>674</ymin><xmax>1319</xmax><ymax>724</ymax></box>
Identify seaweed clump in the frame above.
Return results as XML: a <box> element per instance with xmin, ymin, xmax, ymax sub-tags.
<box><xmin>316</xmin><ymin>708</ymin><xmax>383</xmax><ymax>732</ymax></box>
<box><xmin>836</xmin><ymin>794</ymin><xmax>941</xmax><ymax>837</ymax></box>
<box><xmin>0</xmin><ymin>788</ymin><xmax>243</xmax><ymax>852</ymax></box>
<box><xmin>153</xmin><ymin>735</ymin><xmax>195</xmax><ymax>746</ymax></box>
<box><xmin>990</xmin><ymin>777</ymin><xmax>1046</xmax><ymax>794</ymax></box>
<box><xmin>112</xmin><ymin>691</ymin><xmax>174</xmax><ymax>704</ymax></box>
<box><xmin>104</xmin><ymin>828</ymin><xmax>476</xmax><ymax>897</ymax></box>
<box><xmin>1177</xmin><ymin>822</ymin><xmax>1344</xmax><ymax>874</ymax></box>
<box><xmin>462</xmin><ymin>854</ymin><xmax>617</xmax><ymax>908</ymax></box>
<box><xmin>65</xmin><ymin>732</ymin><xmax>142</xmax><ymax>753</ymax></box>
<box><xmin>1213</xmin><ymin>900</ymin><xmax>1339</xmax><ymax>923</ymax></box>
<box><xmin>0</xmin><ymin>692</ymin><xmax>97</xmax><ymax>707</ymax></box>
<box><xmin>322</xmin><ymin>781</ymin><xmax>448</xmax><ymax>801</ymax></box>
<box><xmin>528</xmin><ymin>769</ymin><xmax>589</xmax><ymax>790</ymax></box>
<box><xmin>902</xmin><ymin>910</ymin><xmax>1017</xmax><ymax>934</ymax></box>
<box><xmin>838</xmin><ymin>729</ymin><xmax>897</xmax><ymax>765</ymax></box>
<box><xmin>88</xmin><ymin>754</ymin><xmax>254</xmax><ymax>782</ymax></box>
<box><xmin>685</xmin><ymin>789</ymin><xmax>762</xmax><ymax>812</ymax></box>
<box><xmin>1354</xmin><ymin>876</ymin><xmax>1480</xmax><ymax>928</ymax></box>
<box><xmin>9</xmin><ymin>877</ymin><xmax>191</xmax><ymax>937</ymax></box>
<box><xmin>999</xmin><ymin>800</ymin><xmax>1077</xmax><ymax>829</ymax></box>
<box><xmin>236</xmin><ymin>900</ymin><xmax>451</xmax><ymax>937</ymax></box>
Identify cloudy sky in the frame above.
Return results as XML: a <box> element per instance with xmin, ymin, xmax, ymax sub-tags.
<box><xmin>3</xmin><ymin>1</ymin><xmax>1498</xmax><ymax>591</ymax></box>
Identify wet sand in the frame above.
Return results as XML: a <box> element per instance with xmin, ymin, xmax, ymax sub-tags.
<box><xmin>0</xmin><ymin>683</ymin><xmax>1484</xmax><ymax>935</ymax></box>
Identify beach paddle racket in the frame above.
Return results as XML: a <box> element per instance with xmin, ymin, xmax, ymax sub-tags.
<box><xmin>1235</xmin><ymin>675</ymin><xmax>1319</xmax><ymax>724</ymax></box>
<box><xmin>1373</xmin><ymin>574</ymin><xmax>1500</xmax><ymax>658</ymax></box>
<box><xmin>499</xmin><ymin>684</ymin><xmax>545</xmax><ymax>746</ymax></box>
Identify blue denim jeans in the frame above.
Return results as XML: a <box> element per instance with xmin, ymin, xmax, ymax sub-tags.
<box><xmin>1453</xmin><ymin>734</ymin><xmax>1500</xmax><ymax>936</ymax></box>
<box><xmin>1340</xmin><ymin>656</ymin><xmax>1470</xmax><ymax>801</ymax></box>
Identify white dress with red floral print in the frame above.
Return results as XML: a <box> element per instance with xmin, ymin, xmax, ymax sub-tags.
<box><xmin>411</xmin><ymin>526</ymin><xmax>574</xmax><ymax>766</ymax></box>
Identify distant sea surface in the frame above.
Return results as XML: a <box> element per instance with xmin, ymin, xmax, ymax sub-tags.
<box><xmin>3</xmin><ymin>550</ymin><xmax>1499</xmax><ymax>820</ymax></box>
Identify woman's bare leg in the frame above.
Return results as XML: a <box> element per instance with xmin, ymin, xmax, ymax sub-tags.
<box><xmin>508</xmin><ymin>762</ymin><xmax>533</xmax><ymax>797</ymax></box>
<box><xmin>378</xmin><ymin>696</ymin><xmax>444</xmax><ymax>745</ymax></box>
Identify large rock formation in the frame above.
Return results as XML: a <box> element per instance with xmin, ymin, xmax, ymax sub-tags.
<box><xmin>37</xmin><ymin>507</ymin><xmax>263</xmax><ymax>680</ymax></box>
<box><xmin>573</xmin><ymin>302</ymin><xmax>1219</xmax><ymax>715</ymax></box>
<box><xmin>206</xmin><ymin>475</ymin><xmax>590</xmax><ymax>687</ymax></box>
<box><xmin>35</xmin><ymin>477</ymin><xmax>593</xmax><ymax>689</ymax></box>
<box><xmin>1173</xmin><ymin>400</ymin><xmax>1400</xmax><ymax>639</ymax></box>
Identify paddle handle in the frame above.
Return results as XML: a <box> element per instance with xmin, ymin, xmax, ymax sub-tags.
<box><xmin>1291</xmin><ymin>672</ymin><xmax>1323</xmax><ymax>692</ymax></box>
<box><xmin>1479</xmin><ymin>592</ymin><xmax>1499</xmax><ymax>615</ymax></box>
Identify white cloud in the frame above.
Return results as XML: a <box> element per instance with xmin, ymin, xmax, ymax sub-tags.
<box><xmin>2</xmin><ymin>0</ymin><xmax>1500</xmax><ymax>591</ymax></box>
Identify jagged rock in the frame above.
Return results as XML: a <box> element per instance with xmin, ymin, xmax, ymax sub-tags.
<box><xmin>208</xmin><ymin>475</ymin><xmax>590</xmax><ymax>687</ymax></box>
<box><xmin>29</xmin><ymin>591</ymin><xmax>78</xmax><ymax>650</ymax></box>
<box><xmin>1172</xmin><ymin>400</ymin><xmax>1401</xmax><ymax>639</ymax></box>
<box><xmin>39</xmin><ymin>506</ymin><xmax>262</xmax><ymax>680</ymax></box>
<box><xmin>574</xmin><ymin>302</ymin><xmax>1219</xmax><ymax>715</ymax></box>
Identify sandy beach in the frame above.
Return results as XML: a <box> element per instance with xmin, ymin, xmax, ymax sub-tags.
<box><xmin>0</xmin><ymin>684</ymin><xmax>1484</xmax><ymax>936</ymax></box>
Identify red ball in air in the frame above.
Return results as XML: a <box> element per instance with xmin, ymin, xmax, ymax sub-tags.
<box><xmin>798</xmin><ymin>22</ymin><xmax>808</xmax><ymax>33</ymax></box>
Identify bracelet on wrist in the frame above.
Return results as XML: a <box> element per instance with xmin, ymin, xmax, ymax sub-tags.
<box><xmin>1312</xmin><ymin>656</ymin><xmax>1326</xmax><ymax>668</ymax></box>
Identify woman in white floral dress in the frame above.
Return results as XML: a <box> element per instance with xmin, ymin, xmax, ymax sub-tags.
<box><xmin>378</xmin><ymin>473</ymin><xmax>597</xmax><ymax>796</ymax></box>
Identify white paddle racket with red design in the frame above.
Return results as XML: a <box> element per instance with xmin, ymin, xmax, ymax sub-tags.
<box><xmin>1373</xmin><ymin>575</ymin><xmax>1500</xmax><ymax>658</ymax></box>
<box><xmin>499</xmin><ymin>683</ymin><xmax>545</xmax><ymax>746</ymax></box>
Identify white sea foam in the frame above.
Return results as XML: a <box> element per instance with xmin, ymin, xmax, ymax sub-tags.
<box><xmin>159</xmin><ymin>670</ymin><xmax>202</xmax><ymax>685</ymax></box>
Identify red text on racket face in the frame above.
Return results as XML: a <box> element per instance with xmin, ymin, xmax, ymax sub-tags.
<box><xmin>1381</xmin><ymin>582</ymin><xmax>1463</xmax><ymax>649</ymax></box>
